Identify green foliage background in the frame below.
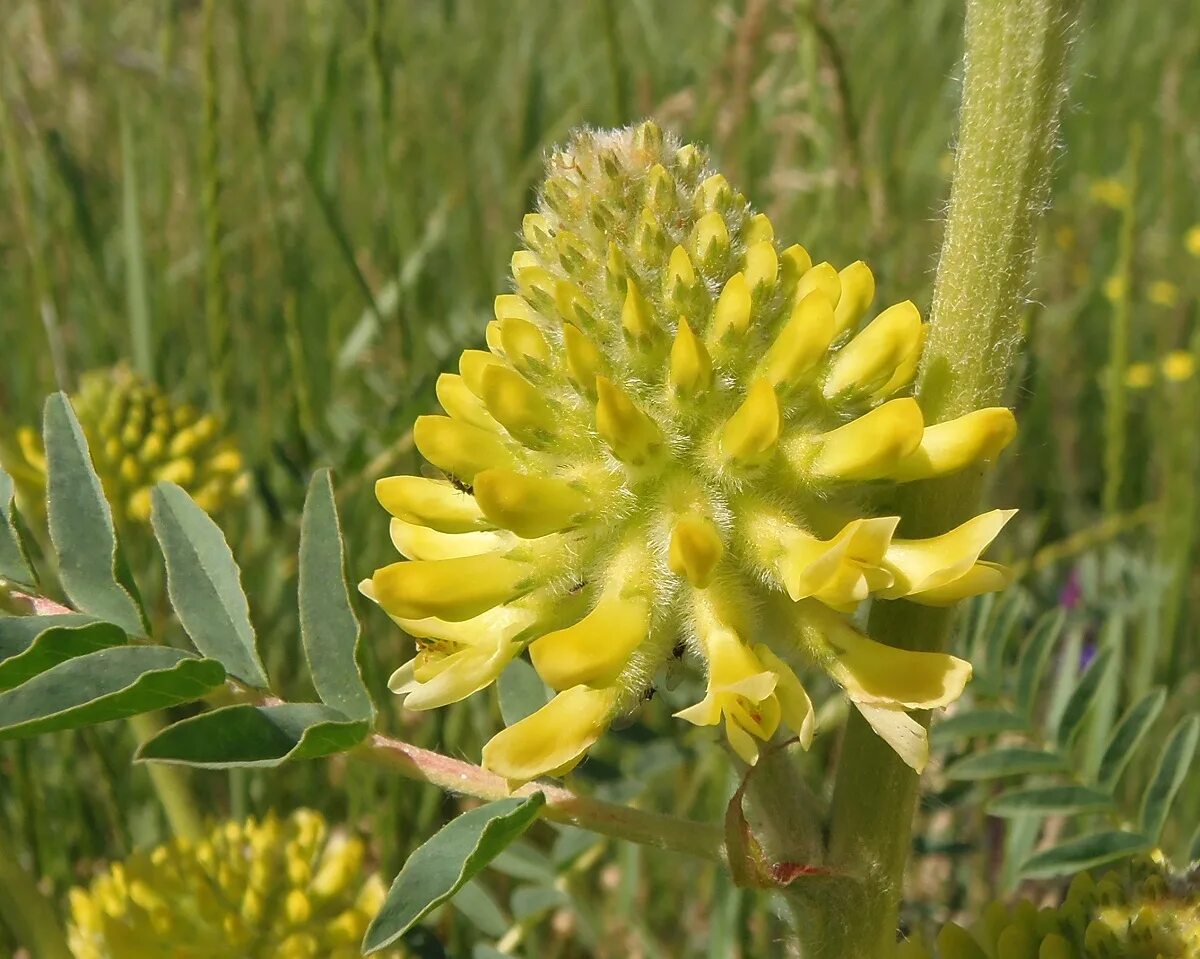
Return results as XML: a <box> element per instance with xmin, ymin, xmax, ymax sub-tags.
<box><xmin>1</xmin><ymin>1</ymin><xmax>1198</xmax><ymax>956</ymax></box>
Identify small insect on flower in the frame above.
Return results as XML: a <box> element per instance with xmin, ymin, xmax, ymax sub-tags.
<box><xmin>363</xmin><ymin>122</ymin><xmax>1018</xmax><ymax>785</ymax></box>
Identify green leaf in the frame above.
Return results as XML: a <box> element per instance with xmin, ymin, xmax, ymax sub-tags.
<box><xmin>43</xmin><ymin>394</ymin><xmax>145</xmax><ymax>636</ymax></box>
<box><xmin>944</xmin><ymin>747</ymin><xmax>1067</xmax><ymax>781</ymax></box>
<box><xmin>451</xmin><ymin>880</ymin><xmax>509</xmax><ymax>938</ymax></box>
<box><xmin>136</xmin><ymin>703</ymin><xmax>369</xmax><ymax>768</ymax></box>
<box><xmin>1053</xmin><ymin>647</ymin><xmax>1113</xmax><ymax>747</ymax></box>
<box><xmin>1019</xmin><ymin>830</ymin><xmax>1150</xmax><ymax>879</ymax></box>
<box><xmin>299</xmin><ymin>470</ymin><xmax>372</xmax><ymax>721</ymax></box>
<box><xmin>150</xmin><ymin>483</ymin><xmax>268</xmax><ymax>687</ymax></box>
<box><xmin>930</xmin><ymin>708</ymin><xmax>1026</xmax><ymax>744</ymax></box>
<box><xmin>986</xmin><ymin>785</ymin><xmax>1113</xmax><ymax>817</ymax></box>
<box><xmin>1188</xmin><ymin>822</ymin><xmax>1200</xmax><ymax>864</ymax></box>
<box><xmin>0</xmin><ymin>615</ymin><xmax>126</xmax><ymax>691</ymax></box>
<box><xmin>498</xmin><ymin>658</ymin><xmax>550</xmax><ymax>726</ymax></box>
<box><xmin>983</xmin><ymin>589</ymin><xmax>1028</xmax><ymax>680</ymax></box>
<box><xmin>363</xmin><ymin>794</ymin><xmax>546</xmax><ymax>954</ymax></box>
<box><xmin>1015</xmin><ymin>609</ymin><xmax>1064</xmax><ymax>715</ymax></box>
<box><xmin>1096</xmin><ymin>688</ymin><xmax>1165</xmax><ymax>791</ymax></box>
<box><xmin>1138</xmin><ymin>714</ymin><xmax>1200</xmax><ymax>842</ymax></box>
<box><xmin>0</xmin><ymin>467</ymin><xmax>35</xmax><ymax>585</ymax></box>
<box><xmin>0</xmin><ymin>646</ymin><xmax>225</xmax><ymax>740</ymax></box>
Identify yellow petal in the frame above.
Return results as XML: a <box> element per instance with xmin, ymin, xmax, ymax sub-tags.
<box><xmin>375</xmin><ymin>475</ymin><xmax>491</xmax><ymax>533</ymax></box>
<box><xmin>621</xmin><ymin>278</ymin><xmax>658</xmax><ymax>341</ymax></box>
<box><xmin>459</xmin><ymin>350</ymin><xmax>505</xmax><ymax>397</ymax></box>
<box><xmin>665</xmin><ymin>245</ymin><xmax>697</xmax><ymax>301</ymax></box>
<box><xmin>745</xmin><ymin>213</ymin><xmax>774</xmax><ymax>244</ymax></box>
<box><xmin>1162</xmin><ymin>350</ymin><xmax>1196</xmax><ymax>382</ymax></box>
<box><xmin>414</xmin><ymin>415</ymin><xmax>516</xmax><ymax>481</ymax></box>
<box><xmin>669</xmin><ymin>317</ymin><xmax>713</xmax><ymax>397</ymax></box>
<box><xmin>512</xmin><ymin>263</ymin><xmax>555</xmax><ymax>306</ymax></box>
<box><xmin>882</xmin><ymin>509</ymin><xmax>1017</xmax><ymax>600</ymax></box>
<box><xmin>562</xmin><ymin>324</ymin><xmax>604</xmax><ymax>395</ymax></box>
<box><xmin>905</xmin><ymin>562</ymin><xmax>1012</xmax><ymax>606</ymax></box>
<box><xmin>856</xmin><ymin>703</ymin><xmax>929</xmax><ymax>772</ymax></box>
<box><xmin>668</xmin><ymin>515</ymin><xmax>726</xmax><ymax>588</ymax></box>
<box><xmin>388</xmin><ymin>517</ymin><xmax>507</xmax><ymax>561</ymax></box>
<box><xmin>371</xmin><ymin>554</ymin><xmax>531</xmax><ymax>622</ymax></box>
<box><xmin>824</xmin><ymin>301</ymin><xmax>924</xmax><ymax>398</ymax></box>
<box><xmin>436</xmin><ymin>373</ymin><xmax>493</xmax><ymax>429</ymax></box>
<box><xmin>479</xmin><ymin>365</ymin><xmax>556</xmax><ymax>444</ymax></box>
<box><xmin>760</xmin><ymin>290</ymin><xmax>836</xmax><ymax>390</ymax></box>
<box><xmin>555</xmin><ymin>280</ymin><xmax>593</xmax><ymax>327</ymax></box>
<box><xmin>779</xmin><ymin>517</ymin><xmax>898</xmax><ymax>607</ymax></box>
<box><xmin>472</xmin><ymin>468</ymin><xmax>589</xmax><ymax>539</ymax></box>
<box><xmin>493</xmin><ymin>293</ymin><xmax>538</xmax><ymax>324</ymax></box>
<box><xmin>821</xmin><ymin>617</ymin><xmax>973</xmax><ymax>709</ymax></box>
<box><xmin>793</xmin><ymin>262</ymin><xmax>840</xmax><ymax>310</ymax></box>
<box><xmin>743</xmin><ymin>241</ymin><xmax>778</xmax><ymax>292</ymax></box>
<box><xmin>779</xmin><ymin>244</ymin><xmax>813</xmax><ymax>298</ymax></box>
<box><xmin>755</xmin><ymin>645</ymin><xmax>815</xmax><ymax>749</ymax></box>
<box><xmin>530</xmin><ymin>591</ymin><xmax>648</xmax><ymax>689</ymax></box>
<box><xmin>831</xmin><ymin>260</ymin><xmax>875</xmax><ymax>337</ymax></box>
<box><xmin>522</xmin><ymin>213</ymin><xmax>551</xmax><ymax>250</ymax></box>
<box><xmin>595</xmin><ymin>377</ymin><xmax>664</xmax><ymax>465</ymax></box>
<box><xmin>691</xmin><ymin>211</ymin><xmax>730</xmax><ymax>263</ymax></box>
<box><xmin>888</xmin><ymin>408</ymin><xmax>1017</xmax><ymax>481</ymax></box>
<box><xmin>497</xmin><ymin>317</ymin><xmax>551</xmax><ymax>370</ymax></box>
<box><xmin>712</xmin><ymin>272</ymin><xmax>752</xmax><ymax>340</ymax></box>
<box><xmin>698</xmin><ymin>173</ymin><xmax>732</xmax><ymax>211</ymax></box>
<box><xmin>811</xmin><ymin>398</ymin><xmax>924</xmax><ymax>480</ymax></box>
<box><xmin>482</xmin><ymin>685</ymin><xmax>618</xmax><ymax>785</ymax></box>
<box><xmin>721</xmin><ymin>378</ymin><xmax>780</xmax><ymax>466</ymax></box>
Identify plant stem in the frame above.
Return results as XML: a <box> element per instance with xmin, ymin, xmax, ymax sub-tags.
<box><xmin>0</xmin><ymin>824</ymin><xmax>73</xmax><ymax>959</ymax></box>
<box><xmin>357</xmin><ymin>733</ymin><xmax>724</xmax><ymax>862</ymax></box>
<box><xmin>807</xmin><ymin>1</ymin><xmax>1079</xmax><ymax>955</ymax></box>
<box><xmin>128</xmin><ymin>712</ymin><xmax>205</xmax><ymax>841</ymax></box>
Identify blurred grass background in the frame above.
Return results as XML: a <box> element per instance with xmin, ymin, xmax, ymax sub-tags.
<box><xmin>1</xmin><ymin>1</ymin><xmax>1198</xmax><ymax>956</ymax></box>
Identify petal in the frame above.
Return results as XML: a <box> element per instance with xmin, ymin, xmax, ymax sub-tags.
<box><xmin>811</xmin><ymin>399</ymin><xmax>925</xmax><ymax>481</ymax></box>
<box><xmin>495</xmin><ymin>317</ymin><xmax>551</xmax><ymax>370</ymax></box>
<box><xmin>595</xmin><ymin>377</ymin><xmax>664</xmax><ymax>465</ymax></box>
<box><xmin>673</xmin><ymin>693</ymin><xmax>723</xmax><ymax>727</ymax></box>
<box><xmin>375</xmin><ymin>475</ymin><xmax>491</xmax><ymax>534</ymax></box>
<box><xmin>435</xmin><ymin>373</ymin><xmax>494</xmax><ymax>430</ymax></box>
<box><xmin>529</xmin><ymin>591</ymin><xmax>649</xmax><ymax>690</ymax></box>
<box><xmin>755</xmin><ymin>645</ymin><xmax>816</xmax><ymax>749</ymax></box>
<box><xmin>413</xmin><ymin>415</ymin><xmax>515</xmax><ymax>482</ymax></box>
<box><xmin>882</xmin><ymin>509</ymin><xmax>1017</xmax><ymax>598</ymax></box>
<box><xmin>824</xmin><ymin>301</ymin><xmax>924</xmax><ymax>399</ymax></box>
<box><xmin>888</xmin><ymin>408</ymin><xmax>1017</xmax><ymax>481</ymax></box>
<box><xmin>459</xmin><ymin>350</ymin><xmax>505</xmax><ymax>397</ymax></box>
<box><xmin>391</xmin><ymin>604</ymin><xmax>539</xmax><ymax>647</ymax></box>
<box><xmin>904</xmin><ymin>561</ymin><xmax>1012</xmax><ymax>606</ymax></box>
<box><xmin>481</xmin><ymin>685</ymin><xmax>619</xmax><ymax>785</ymax></box>
<box><xmin>825</xmin><ymin>624</ymin><xmax>973</xmax><ymax>710</ymax></box>
<box><xmin>831</xmin><ymin>260</ymin><xmax>875</xmax><ymax>337</ymax></box>
<box><xmin>562</xmin><ymin>324</ymin><xmax>603</xmax><ymax>395</ymax></box>
<box><xmin>712</xmin><ymin>272</ymin><xmax>752</xmax><ymax>340</ymax></box>
<box><xmin>856</xmin><ymin>703</ymin><xmax>930</xmax><ymax>772</ymax></box>
<box><xmin>391</xmin><ymin>640</ymin><xmax>519</xmax><ymax>711</ymax></box>
<box><xmin>793</xmin><ymin>262</ymin><xmax>841</xmax><ymax>310</ymax></box>
<box><xmin>473</xmin><ymin>469</ymin><xmax>590</xmax><ymax>539</ymax></box>
<box><xmin>668</xmin><ymin>515</ymin><xmax>726</xmax><ymax>588</ymax></box>
<box><xmin>669</xmin><ymin>318</ymin><xmax>713</xmax><ymax>396</ymax></box>
<box><xmin>622</xmin><ymin>277</ymin><xmax>659</xmax><ymax>341</ymax></box>
<box><xmin>389</xmin><ymin>518</ymin><xmax>507</xmax><ymax>561</ymax></box>
<box><xmin>371</xmin><ymin>555</ymin><xmax>531</xmax><ymax>622</ymax></box>
<box><xmin>479</xmin><ymin>366</ymin><xmax>556</xmax><ymax>444</ymax></box>
<box><xmin>721</xmin><ymin>378</ymin><xmax>780</xmax><ymax>466</ymax></box>
<box><xmin>760</xmin><ymin>291</ymin><xmax>835</xmax><ymax>391</ymax></box>
<box><xmin>743</xmin><ymin>241</ymin><xmax>778</xmax><ymax>292</ymax></box>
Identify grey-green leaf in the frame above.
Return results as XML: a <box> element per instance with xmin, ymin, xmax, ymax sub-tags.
<box><xmin>1054</xmin><ymin>647</ymin><xmax>1113</xmax><ymax>747</ymax></box>
<box><xmin>299</xmin><ymin>470</ymin><xmax>372</xmax><ymax>721</ymax></box>
<box><xmin>986</xmin><ymin>785</ymin><xmax>1113</xmax><ymax>817</ymax></box>
<box><xmin>0</xmin><ymin>646</ymin><xmax>225</xmax><ymax>740</ymax></box>
<box><xmin>0</xmin><ymin>615</ymin><xmax>126</xmax><ymax>692</ymax></box>
<box><xmin>498</xmin><ymin>657</ymin><xmax>550</xmax><ymax>726</ymax></box>
<box><xmin>944</xmin><ymin>747</ymin><xmax>1067</xmax><ymax>780</ymax></box>
<box><xmin>43</xmin><ymin>394</ymin><xmax>145</xmax><ymax>636</ymax></box>
<box><xmin>930</xmin><ymin>708</ymin><xmax>1026</xmax><ymax>744</ymax></box>
<box><xmin>136</xmin><ymin>703</ymin><xmax>369</xmax><ymax>768</ymax></box>
<box><xmin>0</xmin><ymin>467</ymin><xmax>35</xmax><ymax>585</ymax></box>
<box><xmin>1138</xmin><ymin>714</ymin><xmax>1200</xmax><ymax>842</ymax></box>
<box><xmin>363</xmin><ymin>794</ymin><xmax>546</xmax><ymax>954</ymax></box>
<box><xmin>1019</xmin><ymin>830</ymin><xmax>1150</xmax><ymax>879</ymax></box>
<box><xmin>151</xmin><ymin>483</ymin><xmax>268</xmax><ymax>687</ymax></box>
<box><xmin>1096</xmin><ymin>688</ymin><xmax>1166</xmax><ymax>791</ymax></box>
<box><xmin>1015</xmin><ymin>609</ymin><xmax>1064</xmax><ymax>715</ymax></box>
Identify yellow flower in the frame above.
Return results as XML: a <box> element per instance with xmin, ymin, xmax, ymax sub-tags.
<box><xmin>1102</xmin><ymin>274</ymin><xmax>1127</xmax><ymax>302</ymax></box>
<box><xmin>1124</xmin><ymin>362</ymin><xmax>1155</xmax><ymax>390</ymax></box>
<box><xmin>365</xmin><ymin>123</ymin><xmax>1015</xmax><ymax>783</ymax></box>
<box><xmin>1147</xmin><ymin>280</ymin><xmax>1179</xmax><ymax>308</ymax></box>
<box><xmin>67</xmin><ymin>810</ymin><xmax>403</xmax><ymax>959</ymax></box>
<box><xmin>1088</xmin><ymin>176</ymin><xmax>1129</xmax><ymax>209</ymax></box>
<box><xmin>1161</xmin><ymin>350</ymin><xmax>1196</xmax><ymax>383</ymax></box>
<box><xmin>0</xmin><ymin>366</ymin><xmax>249</xmax><ymax>524</ymax></box>
<box><xmin>903</xmin><ymin>856</ymin><xmax>1200</xmax><ymax>959</ymax></box>
<box><xmin>1185</xmin><ymin>224</ymin><xmax>1200</xmax><ymax>258</ymax></box>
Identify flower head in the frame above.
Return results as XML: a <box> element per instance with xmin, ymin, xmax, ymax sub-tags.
<box><xmin>1</xmin><ymin>366</ymin><xmax>249</xmax><ymax>524</ymax></box>
<box><xmin>67</xmin><ymin>810</ymin><xmax>402</xmax><ymax>959</ymax></box>
<box><xmin>365</xmin><ymin>123</ymin><xmax>1016</xmax><ymax>784</ymax></box>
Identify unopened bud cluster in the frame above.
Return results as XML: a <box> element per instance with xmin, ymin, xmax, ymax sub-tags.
<box><xmin>900</xmin><ymin>857</ymin><xmax>1200</xmax><ymax>959</ymax></box>
<box><xmin>67</xmin><ymin>810</ymin><xmax>403</xmax><ymax>959</ymax></box>
<box><xmin>2</xmin><ymin>366</ymin><xmax>248</xmax><ymax>523</ymax></box>
<box><xmin>364</xmin><ymin>122</ymin><xmax>1018</xmax><ymax>784</ymax></box>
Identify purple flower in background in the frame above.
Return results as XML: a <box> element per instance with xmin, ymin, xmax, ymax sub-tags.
<box><xmin>1058</xmin><ymin>566</ymin><xmax>1083</xmax><ymax>611</ymax></box>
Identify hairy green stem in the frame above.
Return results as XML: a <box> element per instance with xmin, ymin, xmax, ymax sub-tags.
<box><xmin>128</xmin><ymin>712</ymin><xmax>205</xmax><ymax>841</ymax></box>
<box><xmin>0</xmin><ymin>824</ymin><xmax>72</xmax><ymax>959</ymax></box>
<box><xmin>796</xmin><ymin>1</ymin><xmax>1079</xmax><ymax>955</ymax></box>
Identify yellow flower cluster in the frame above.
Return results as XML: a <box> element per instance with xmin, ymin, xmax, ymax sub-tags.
<box><xmin>1</xmin><ymin>366</ymin><xmax>248</xmax><ymax>523</ymax></box>
<box><xmin>1124</xmin><ymin>350</ymin><xmax>1196</xmax><ymax>390</ymax></box>
<box><xmin>68</xmin><ymin>810</ymin><xmax>401</xmax><ymax>959</ymax></box>
<box><xmin>364</xmin><ymin>123</ymin><xmax>1017</xmax><ymax>784</ymax></box>
<box><xmin>899</xmin><ymin>857</ymin><xmax>1200</xmax><ymax>959</ymax></box>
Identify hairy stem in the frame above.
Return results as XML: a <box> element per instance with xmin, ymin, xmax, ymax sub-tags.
<box><xmin>803</xmin><ymin>1</ymin><xmax>1080</xmax><ymax>954</ymax></box>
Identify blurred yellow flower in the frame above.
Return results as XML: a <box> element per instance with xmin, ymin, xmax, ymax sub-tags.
<box><xmin>1148</xmin><ymin>280</ymin><xmax>1179</xmax><ymax>307</ymax></box>
<box><xmin>1185</xmin><ymin>224</ymin><xmax>1200</xmax><ymax>257</ymax></box>
<box><xmin>1124</xmin><ymin>362</ymin><xmax>1154</xmax><ymax>390</ymax></box>
<box><xmin>1102</xmin><ymin>274</ymin><xmax>1127</xmax><ymax>302</ymax></box>
<box><xmin>1161</xmin><ymin>350</ymin><xmax>1196</xmax><ymax>383</ymax></box>
<box><xmin>1053</xmin><ymin>225</ymin><xmax>1076</xmax><ymax>251</ymax></box>
<box><xmin>1088</xmin><ymin>177</ymin><xmax>1129</xmax><ymax>209</ymax></box>
<box><xmin>365</xmin><ymin>123</ymin><xmax>1016</xmax><ymax>783</ymax></box>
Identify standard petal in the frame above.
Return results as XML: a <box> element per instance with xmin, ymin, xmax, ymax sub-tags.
<box><xmin>888</xmin><ymin>408</ymin><xmax>1017</xmax><ymax>481</ymax></box>
<box><xmin>856</xmin><ymin>703</ymin><xmax>930</xmax><ymax>772</ymax></box>
<box><xmin>529</xmin><ymin>590</ymin><xmax>649</xmax><ymax>690</ymax></box>
<box><xmin>389</xmin><ymin>517</ymin><xmax>508</xmax><ymax>561</ymax></box>
<box><xmin>371</xmin><ymin>555</ymin><xmax>532</xmax><ymax>622</ymax></box>
<box><xmin>881</xmin><ymin>509</ymin><xmax>1016</xmax><ymax>599</ymax></box>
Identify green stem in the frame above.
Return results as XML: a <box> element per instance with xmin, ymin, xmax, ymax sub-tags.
<box><xmin>128</xmin><ymin>712</ymin><xmax>204</xmax><ymax>841</ymax></box>
<box><xmin>803</xmin><ymin>1</ymin><xmax>1079</xmax><ymax>955</ymax></box>
<box><xmin>0</xmin><ymin>824</ymin><xmax>72</xmax><ymax>959</ymax></box>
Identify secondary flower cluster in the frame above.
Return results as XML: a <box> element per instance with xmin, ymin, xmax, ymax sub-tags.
<box><xmin>900</xmin><ymin>857</ymin><xmax>1200</xmax><ymax>958</ymax></box>
<box><xmin>365</xmin><ymin>122</ymin><xmax>1017</xmax><ymax>784</ymax></box>
<box><xmin>1</xmin><ymin>366</ymin><xmax>248</xmax><ymax>524</ymax></box>
<box><xmin>67</xmin><ymin>810</ymin><xmax>401</xmax><ymax>959</ymax></box>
